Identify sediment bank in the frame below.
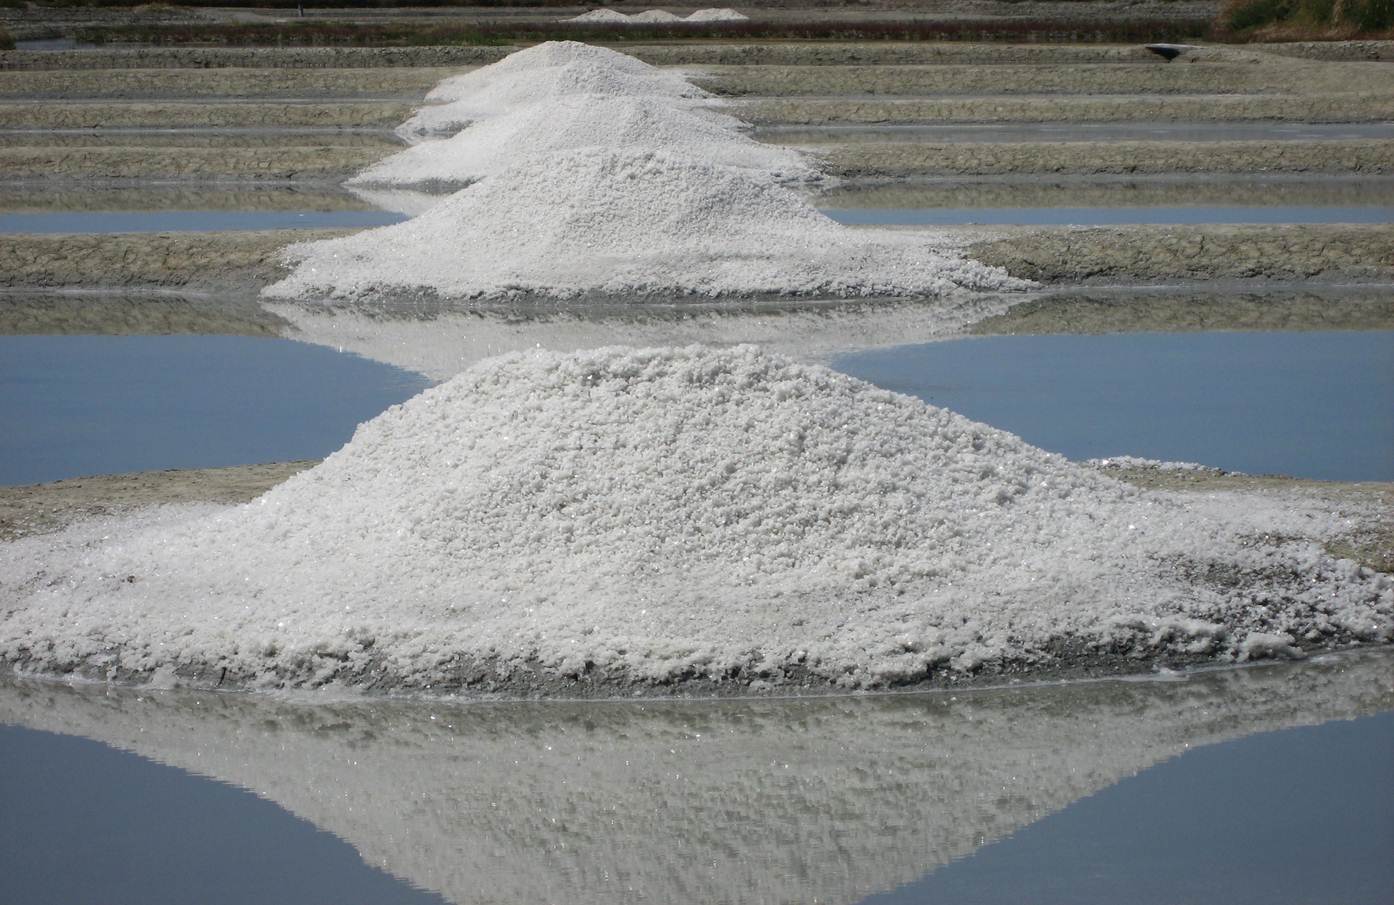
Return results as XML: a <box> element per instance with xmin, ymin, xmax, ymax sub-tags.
<box><xmin>7</xmin><ymin>225</ymin><xmax>1388</xmax><ymax>289</ymax></box>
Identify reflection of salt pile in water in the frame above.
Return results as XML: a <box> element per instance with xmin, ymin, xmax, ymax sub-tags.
<box><xmin>4</xmin><ymin>655</ymin><xmax>1388</xmax><ymax>905</ymax></box>
<box><xmin>398</xmin><ymin>50</ymin><xmax>706</xmax><ymax>144</ymax></box>
<box><xmin>2</xmin><ymin>346</ymin><xmax>1388</xmax><ymax>693</ymax></box>
<box><xmin>686</xmin><ymin>7</ymin><xmax>749</xmax><ymax>21</ymax></box>
<box><xmin>355</xmin><ymin>95</ymin><xmax>814</xmax><ymax>190</ymax></box>
<box><xmin>272</xmin><ymin>148</ymin><xmax>1017</xmax><ymax>302</ymax></box>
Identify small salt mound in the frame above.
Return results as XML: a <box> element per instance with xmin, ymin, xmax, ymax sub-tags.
<box><xmin>398</xmin><ymin>60</ymin><xmax>708</xmax><ymax>144</ymax></box>
<box><xmin>2</xmin><ymin>346</ymin><xmax>1387</xmax><ymax>693</ymax></box>
<box><xmin>686</xmin><ymin>7</ymin><xmax>749</xmax><ymax>21</ymax></box>
<box><xmin>269</xmin><ymin>147</ymin><xmax>1021</xmax><ymax>302</ymax></box>
<box><xmin>424</xmin><ymin>41</ymin><xmax>663</xmax><ymax>104</ymax></box>
<box><xmin>566</xmin><ymin>8</ymin><xmax>631</xmax><ymax>22</ymax></box>
<box><xmin>354</xmin><ymin>95</ymin><xmax>815</xmax><ymax>191</ymax></box>
<box><xmin>630</xmin><ymin>9</ymin><xmax>683</xmax><ymax>21</ymax></box>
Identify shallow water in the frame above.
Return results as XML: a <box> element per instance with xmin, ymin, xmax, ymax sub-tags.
<box><xmin>1</xmin><ymin>651</ymin><xmax>1390</xmax><ymax>905</ymax></box>
<box><xmin>758</xmin><ymin>121</ymin><xmax>1394</xmax><ymax>144</ymax></box>
<box><xmin>823</xmin><ymin>205</ymin><xmax>1394</xmax><ymax>226</ymax></box>
<box><xmin>0</xmin><ymin>209</ymin><xmax>407</xmax><ymax>234</ymax></box>
<box><xmin>835</xmin><ymin>330</ymin><xmax>1394</xmax><ymax>481</ymax></box>
<box><xmin>0</xmin><ymin>335</ymin><xmax>428</xmax><ymax>486</ymax></box>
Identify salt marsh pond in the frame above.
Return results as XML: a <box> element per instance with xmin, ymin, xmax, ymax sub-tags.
<box><xmin>1</xmin><ymin>25</ymin><xmax>1392</xmax><ymax>904</ymax></box>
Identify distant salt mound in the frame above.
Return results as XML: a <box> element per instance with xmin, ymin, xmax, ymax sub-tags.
<box><xmin>398</xmin><ymin>59</ymin><xmax>708</xmax><ymax>144</ymax></box>
<box><xmin>355</xmin><ymin>95</ymin><xmax>815</xmax><ymax>190</ymax></box>
<box><xmin>566</xmin><ymin>8</ymin><xmax>631</xmax><ymax>23</ymax></box>
<box><xmin>631</xmin><ymin>9</ymin><xmax>683</xmax><ymax>21</ymax></box>
<box><xmin>424</xmin><ymin>41</ymin><xmax>664</xmax><ymax>104</ymax></box>
<box><xmin>270</xmin><ymin>148</ymin><xmax>1021</xmax><ymax>302</ymax></box>
<box><xmin>686</xmin><ymin>7</ymin><xmax>748</xmax><ymax>21</ymax></box>
<box><xmin>2</xmin><ymin>345</ymin><xmax>1388</xmax><ymax>693</ymax></box>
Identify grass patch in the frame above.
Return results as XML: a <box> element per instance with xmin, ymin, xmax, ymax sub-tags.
<box><xmin>1217</xmin><ymin>0</ymin><xmax>1394</xmax><ymax>37</ymax></box>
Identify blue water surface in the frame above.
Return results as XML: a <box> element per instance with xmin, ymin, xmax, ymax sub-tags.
<box><xmin>835</xmin><ymin>331</ymin><xmax>1394</xmax><ymax>481</ymax></box>
<box><xmin>0</xmin><ymin>335</ymin><xmax>429</xmax><ymax>485</ymax></box>
<box><xmin>0</xmin><ymin>210</ymin><xmax>407</xmax><ymax>234</ymax></box>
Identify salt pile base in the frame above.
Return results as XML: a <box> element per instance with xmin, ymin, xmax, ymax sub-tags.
<box><xmin>352</xmin><ymin>95</ymin><xmax>814</xmax><ymax>191</ymax></box>
<box><xmin>272</xmin><ymin>147</ymin><xmax>1022</xmax><ymax>303</ymax></box>
<box><xmin>1</xmin><ymin>346</ymin><xmax>1388</xmax><ymax>695</ymax></box>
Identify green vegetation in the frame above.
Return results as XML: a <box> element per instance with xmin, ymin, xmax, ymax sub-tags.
<box><xmin>0</xmin><ymin>26</ymin><xmax>13</xmax><ymax>52</ymax></box>
<box><xmin>1219</xmin><ymin>0</ymin><xmax>1394</xmax><ymax>35</ymax></box>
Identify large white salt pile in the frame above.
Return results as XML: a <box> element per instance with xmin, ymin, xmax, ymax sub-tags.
<box><xmin>686</xmin><ymin>7</ymin><xmax>749</xmax><ymax>21</ymax></box>
<box><xmin>398</xmin><ymin>59</ymin><xmax>708</xmax><ymax>144</ymax></box>
<box><xmin>271</xmin><ymin>148</ymin><xmax>1020</xmax><ymax>302</ymax></box>
<box><xmin>1</xmin><ymin>346</ymin><xmax>1388</xmax><ymax>694</ymax></box>
<box><xmin>353</xmin><ymin>95</ymin><xmax>814</xmax><ymax>190</ymax></box>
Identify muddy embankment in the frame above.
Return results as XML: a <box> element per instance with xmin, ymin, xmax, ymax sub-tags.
<box><xmin>0</xmin><ymin>145</ymin><xmax>389</xmax><ymax>181</ymax></box>
<box><xmin>5</xmin><ymin>225</ymin><xmax>1389</xmax><ymax>290</ymax></box>
<box><xmin>0</xmin><ymin>230</ymin><xmax>350</xmax><ymax>292</ymax></box>
<box><xmin>0</xmin><ymin>101</ymin><xmax>415</xmax><ymax>130</ymax></box>
<box><xmin>0</xmin><ymin>66</ymin><xmax>457</xmax><ymax>100</ymax></box>
<box><xmin>820</xmin><ymin>139</ymin><xmax>1394</xmax><ymax>177</ymax></box>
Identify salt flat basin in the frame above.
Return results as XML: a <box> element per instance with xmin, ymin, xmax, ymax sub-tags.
<box><xmin>0</xmin><ymin>335</ymin><xmax>428</xmax><ymax>486</ymax></box>
<box><xmin>0</xmin><ymin>209</ymin><xmax>408</xmax><ymax>234</ymax></box>
<box><xmin>836</xmin><ymin>330</ymin><xmax>1394</xmax><ymax>482</ymax></box>
<box><xmin>758</xmin><ymin>121</ymin><xmax>1394</xmax><ymax>144</ymax></box>
<box><xmin>0</xmin><ymin>651</ymin><xmax>1389</xmax><ymax>905</ymax></box>
<box><xmin>2</xmin><ymin>327</ymin><xmax>1390</xmax><ymax>485</ymax></box>
<box><xmin>824</xmin><ymin>205</ymin><xmax>1394</xmax><ymax>226</ymax></box>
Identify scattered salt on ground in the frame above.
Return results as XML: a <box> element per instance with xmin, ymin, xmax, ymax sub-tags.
<box><xmin>1</xmin><ymin>346</ymin><xmax>1388</xmax><ymax>693</ymax></box>
<box><xmin>354</xmin><ymin>95</ymin><xmax>815</xmax><ymax>190</ymax></box>
<box><xmin>397</xmin><ymin>59</ymin><xmax>708</xmax><ymax>144</ymax></box>
<box><xmin>686</xmin><ymin>7</ymin><xmax>749</xmax><ymax>21</ymax></box>
<box><xmin>272</xmin><ymin>148</ymin><xmax>1023</xmax><ymax>302</ymax></box>
<box><xmin>630</xmin><ymin>9</ymin><xmax>684</xmax><ymax>21</ymax></box>
<box><xmin>1089</xmin><ymin>456</ymin><xmax>1236</xmax><ymax>475</ymax></box>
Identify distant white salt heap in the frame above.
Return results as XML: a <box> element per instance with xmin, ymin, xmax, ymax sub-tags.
<box><xmin>686</xmin><ymin>7</ymin><xmax>749</xmax><ymax>21</ymax></box>
<box><xmin>630</xmin><ymin>9</ymin><xmax>684</xmax><ymax>21</ymax></box>
<box><xmin>398</xmin><ymin>52</ymin><xmax>705</xmax><ymax>144</ymax></box>
<box><xmin>1</xmin><ymin>346</ymin><xmax>1388</xmax><ymax>693</ymax></box>
<box><xmin>566</xmin><ymin>8</ymin><xmax>631</xmax><ymax>22</ymax></box>
<box><xmin>271</xmin><ymin>148</ymin><xmax>1018</xmax><ymax>302</ymax></box>
<box><xmin>354</xmin><ymin>95</ymin><xmax>814</xmax><ymax>190</ymax></box>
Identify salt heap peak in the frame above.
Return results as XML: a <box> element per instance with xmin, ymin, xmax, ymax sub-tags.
<box><xmin>631</xmin><ymin>9</ymin><xmax>684</xmax><ymax>21</ymax></box>
<box><xmin>269</xmin><ymin>147</ymin><xmax>1024</xmax><ymax>302</ymax></box>
<box><xmin>424</xmin><ymin>40</ymin><xmax>667</xmax><ymax>104</ymax></box>
<box><xmin>2</xmin><ymin>345</ymin><xmax>1388</xmax><ymax>694</ymax></box>
<box><xmin>353</xmin><ymin>94</ymin><xmax>815</xmax><ymax>191</ymax></box>
<box><xmin>398</xmin><ymin>59</ymin><xmax>708</xmax><ymax>144</ymax></box>
<box><xmin>686</xmin><ymin>8</ymin><xmax>749</xmax><ymax>21</ymax></box>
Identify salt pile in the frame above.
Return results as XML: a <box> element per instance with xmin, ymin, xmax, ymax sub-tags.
<box><xmin>353</xmin><ymin>95</ymin><xmax>814</xmax><ymax>191</ymax></box>
<box><xmin>397</xmin><ymin>59</ymin><xmax>707</xmax><ymax>144</ymax></box>
<box><xmin>566</xmin><ymin>8</ymin><xmax>631</xmax><ymax>22</ymax></box>
<box><xmin>630</xmin><ymin>9</ymin><xmax>684</xmax><ymax>22</ymax></box>
<box><xmin>686</xmin><ymin>8</ymin><xmax>749</xmax><ymax>21</ymax></box>
<box><xmin>272</xmin><ymin>148</ymin><xmax>1020</xmax><ymax>302</ymax></box>
<box><xmin>423</xmin><ymin>41</ymin><xmax>679</xmax><ymax>105</ymax></box>
<box><xmin>1</xmin><ymin>346</ymin><xmax>1388</xmax><ymax>693</ymax></box>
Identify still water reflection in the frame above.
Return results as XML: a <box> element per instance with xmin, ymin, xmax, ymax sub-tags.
<box><xmin>1</xmin><ymin>651</ymin><xmax>1390</xmax><ymax>905</ymax></box>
